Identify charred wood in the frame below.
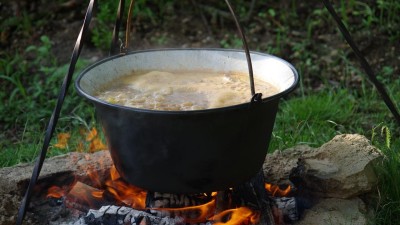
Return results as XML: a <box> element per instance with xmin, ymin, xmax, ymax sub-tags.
<box><xmin>232</xmin><ymin>170</ymin><xmax>275</xmax><ymax>225</ymax></box>
<box><xmin>66</xmin><ymin>181</ymin><xmax>111</xmax><ymax>212</ymax></box>
<box><xmin>214</xmin><ymin>191</ymin><xmax>233</xmax><ymax>214</ymax></box>
<box><xmin>146</xmin><ymin>192</ymin><xmax>213</xmax><ymax>208</ymax></box>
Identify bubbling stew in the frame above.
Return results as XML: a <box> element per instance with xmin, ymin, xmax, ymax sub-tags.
<box><xmin>95</xmin><ymin>70</ymin><xmax>279</xmax><ymax>111</ymax></box>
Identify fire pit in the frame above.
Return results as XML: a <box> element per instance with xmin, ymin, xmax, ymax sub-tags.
<box><xmin>2</xmin><ymin>134</ymin><xmax>381</xmax><ymax>225</ymax></box>
<box><xmin>37</xmin><ymin>154</ymin><xmax>294</xmax><ymax>225</ymax></box>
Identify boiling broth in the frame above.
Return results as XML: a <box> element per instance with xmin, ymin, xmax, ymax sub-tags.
<box><xmin>95</xmin><ymin>71</ymin><xmax>279</xmax><ymax>110</ymax></box>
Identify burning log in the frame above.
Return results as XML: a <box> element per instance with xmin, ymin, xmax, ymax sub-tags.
<box><xmin>214</xmin><ymin>190</ymin><xmax>233</xmax><ymax>214</ymax></box>
<box><xmin>65</xmin><ymin>181</ymin><xmax>109</xmax><ymax>212</ymax></box>
<box><xmin>146</xmin><ymin>191</ymin><xmax>215</xmax><ymax>220</ymax></box>
<box><xmin>146</xmin><ymin>192</ymin><xmax>214</xmax><ymax>208</ymax></box>
<box><xmin>42</xmin><ymin>159</ymin><xmax>297</xmax><ymax>225</ymax></box>
<box><xmin>230</xmin><ymin>171</ymin><xmax>275</xmax><ymax>225</ymax></box>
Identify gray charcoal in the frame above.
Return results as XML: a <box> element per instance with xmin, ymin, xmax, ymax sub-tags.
<box><xmin>153</xmin><ymin>200</ymin><xmax>164</xmax><ymax>208</ymax></box>
<box><xmin>73</xmin><ymin>218</ymin><xmax>87</xmax><ymax>225</ymax></box>
<box><xmin>138</xmin><ymin>216</ymin><xmax>150</xmax><ymax>225</ymax></box>
<box><xmin>169</xmin><ymin>197</ymin><xmax>175</xmax><ymax>206</ymax></box>
<box><xmin>79</xmin><ymin>205</ymin><xmax>185</xmax><ymax>225</ymax></box>
<box><xmin>154</xmin><ymin>193</ymin><xmax>163</xmax><ymax>198</ymax></box>
<box><xmin>272</xmin><ymin>197</ymin><xmax>299</xmax><ymax>222</ymax></box>
<box><xmin>163</xmin><ymin>199</ymin><xmax>169</xmax><ymax>207</ymax></box>
<box><xmin>149</xmin><ymin>209</ymin><xmax>171</xmax><ymax>218</ymax></box>
<box><xmin>162</xmin><ymin>193</ymin><xmax>171</xmax><ymax>198</ymax></box>
<box><xmin>183</xmin><ymin>196</ymin><xmax>190</xmax><ymax>207</ymax></box>
<box><xmin>147</xmin><ymin>192</ymin><xmax>213</xmax><ymax>209</ymax></box>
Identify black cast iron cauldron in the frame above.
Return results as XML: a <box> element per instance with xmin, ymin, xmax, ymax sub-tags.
<box><xmin>75</xmin><ymin>49</ymin><xmax>298</xmax><ymax>193</ymax></box>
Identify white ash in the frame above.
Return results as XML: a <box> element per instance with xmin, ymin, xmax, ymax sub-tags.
<box><xmin>72</xmin><ymin>205</ymin><xmax>192</xmax><ymax>225</ymax></box>
<box><xmin>271</xmin><ymin>197</ymin><xmax>299</xmax><ymax>222</ymax></box>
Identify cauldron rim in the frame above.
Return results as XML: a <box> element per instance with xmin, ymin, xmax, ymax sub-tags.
<box><xmin>75</xmin><ymin>48</ymin><xmax>299</xmax><ymax>115</ymax></box>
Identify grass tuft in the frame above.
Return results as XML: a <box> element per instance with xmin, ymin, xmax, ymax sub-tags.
<box><xmin>372</xmin><ymin>132</ymin><xmax>400</xmax><ymax>224</ymax></box>
<box><xmin>270</xmin><ymin>89</ymin><xmax>355</xmax><ymax>150</ymax></box>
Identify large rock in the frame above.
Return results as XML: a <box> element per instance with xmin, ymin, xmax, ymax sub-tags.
<box><xmin>293</xmin><ymin>134</ymin><xmax>383</xmax><ymax>198</ymax></box>
<box><xmin>264</xmin><ymin>134</ymin><xmax>383</xmax><ymax>198</ymax></box>
<box><xmin>0</xmin><ymin>194</ymin><xmax>21</xmax><ymax>225</ymax></box>
<box><xmin>263</xmin><ymin>145</ymin><xmax>314</xmax><ymax>186</ymax></box>
<box><xmin>295</xmin><ymin>197</ymin><xmax>368</xmax><ymax>225</ymax></box>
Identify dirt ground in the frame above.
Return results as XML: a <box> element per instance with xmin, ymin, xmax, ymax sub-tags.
<box><xmin>2</xmin><ymin>0</ymin><xmax>398</xmax><ymax>77</ymax></box>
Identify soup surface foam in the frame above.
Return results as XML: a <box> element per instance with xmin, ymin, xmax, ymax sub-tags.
<box><xmin>95</xmin><ymin>71</ymin><xmax>279</xmax><ymax>110</ymax></box>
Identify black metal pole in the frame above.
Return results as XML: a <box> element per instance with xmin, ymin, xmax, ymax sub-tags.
<box><xmin>15</xmin><ymin>0</ymin><xmax>95</xmax><ymax>224</ymax></box>
<box><xmin>110</xmin><ymin>0</ymin><xmax>125</xmax><ymax>55</ymax></box>
<box><xmin>322</xmin><ymin>0</ymin><xmax>400</xmax><ymax>127</ymax></box>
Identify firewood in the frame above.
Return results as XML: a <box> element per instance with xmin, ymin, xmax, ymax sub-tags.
<box><xmin>66</xmin><ymin>181</ymin><xmax>110</xmax><ymax>212</ymax></box>
<box><xmin>231</xmin><ymin>170</ymin><xmax>275</xmax><ymax>225</ymax></box>
<box><xmin>146</xmin><ymin>192</ymin><xmax>213</xmax><ymax>208</ymax></box>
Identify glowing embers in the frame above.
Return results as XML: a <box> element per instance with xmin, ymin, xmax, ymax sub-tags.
<box><xmin>264</xmin><ymin>183</ymin><xmax>291</xmax><ymax>197</ymax></box>
<box><xmin>211</xmin><ymin>207</ymin><xmax>259</xmax><ymax>225</ymax></box>
<box><xmin>104</xmin><ymin>166</ymin><xmax>147</xmax><ymax>209</ymax></box>
<box><xmin>47</xmin><ymin>186</ymin><xmax>67</xmax><ymax>199</ymax></box>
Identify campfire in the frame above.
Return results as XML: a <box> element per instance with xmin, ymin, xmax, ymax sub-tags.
<box><xmin>45</xmin><ymin>161</ymin><xmax>296</xmax><ymax>225</ymax></box>
<box><xmin>0</xmin><ymin>134</ymin><xmax>381</xmax><ymax>225</ymax></box>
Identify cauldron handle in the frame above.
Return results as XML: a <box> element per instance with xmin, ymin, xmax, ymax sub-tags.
<box><xmin>110</xmin><ymin>0</ymin><xmax>261</xmax><ymax>100</ymax></box>
<box><xmin>224</xmin><ymin>0</ymin><xmax>259</xmax><ymax>99</ymax></box>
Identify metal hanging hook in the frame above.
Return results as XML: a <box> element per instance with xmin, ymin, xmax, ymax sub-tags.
<box><xmin>224</xmin><ymin>0</ymin><xmax>258</xmax><ymax>98</ymax></box>
<box><xmin>322</xmin><ymin>0</ymin><xmax>400</xmax><ymax>127</ymax></box>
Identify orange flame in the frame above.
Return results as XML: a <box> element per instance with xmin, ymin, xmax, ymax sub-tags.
<box><xmin>211</xmin><ymin>207</ymin><xmax>260</xmax><ymax>225</ymax></box>
<box><xmin>265</xmin><ymin>183</ymin><xmax>291</xmax><ymax>197</ymax></box>
<box><xmin>91</xmin><ymin>190</ymin><xmax>104</xmax><ymax>199</ymax></box>
<box><xmin>47</xmin><ymin>186</ymin><xmax>66</xmax><ymax>198</ymax></box>
<box><xmin>104</xmin><ymin>166</ymin><xmax>147</xmax><ymax>209</ymax></box>
<box><xmin>87</xmin><ymin>169</ymin><xmax>102</xmax><ymax>188</ymax></box>
<box><xmin>110</xmin><ymin>165</ymin><xmax>120</xmax><ymax>181</ymax></box>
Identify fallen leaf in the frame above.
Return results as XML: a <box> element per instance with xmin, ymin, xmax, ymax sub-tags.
<box><xmin>86</xmin><ymin>127</ymin><xmax>98</xmax><ymax>141</ymax></box>
<box><xmin>75</xmin><ymin>141</ymin><xmax>85</xmax><ymax>152</ymax></box>
<box><xmin>53</xmin><ymin>132</ymin><xmax>71</xmax><ymax>149</ymax></box>
<box><xmin>89</xmin><ymin>137</ymin><xmax>107</xmax><ymax>152</ymax></box>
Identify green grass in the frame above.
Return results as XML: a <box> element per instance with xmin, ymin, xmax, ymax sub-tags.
<box><xmin>0</xmin><ymin>35</ymin><xmax>96</xmax><ymax>167</ymax></box>
<box><xmin>371</xmin><ymin>129</ymin><xmax>400</xmax><ymax>224</ymax></box>
<box><xmin>91</xmin><ymin>0</ymin><xmax>177</xmax><ymax>50</ymax></box>
<box><xmin>270</xmin><ymin>89</ymin><xmax>356</xmax><ymax>150</ymax></box>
